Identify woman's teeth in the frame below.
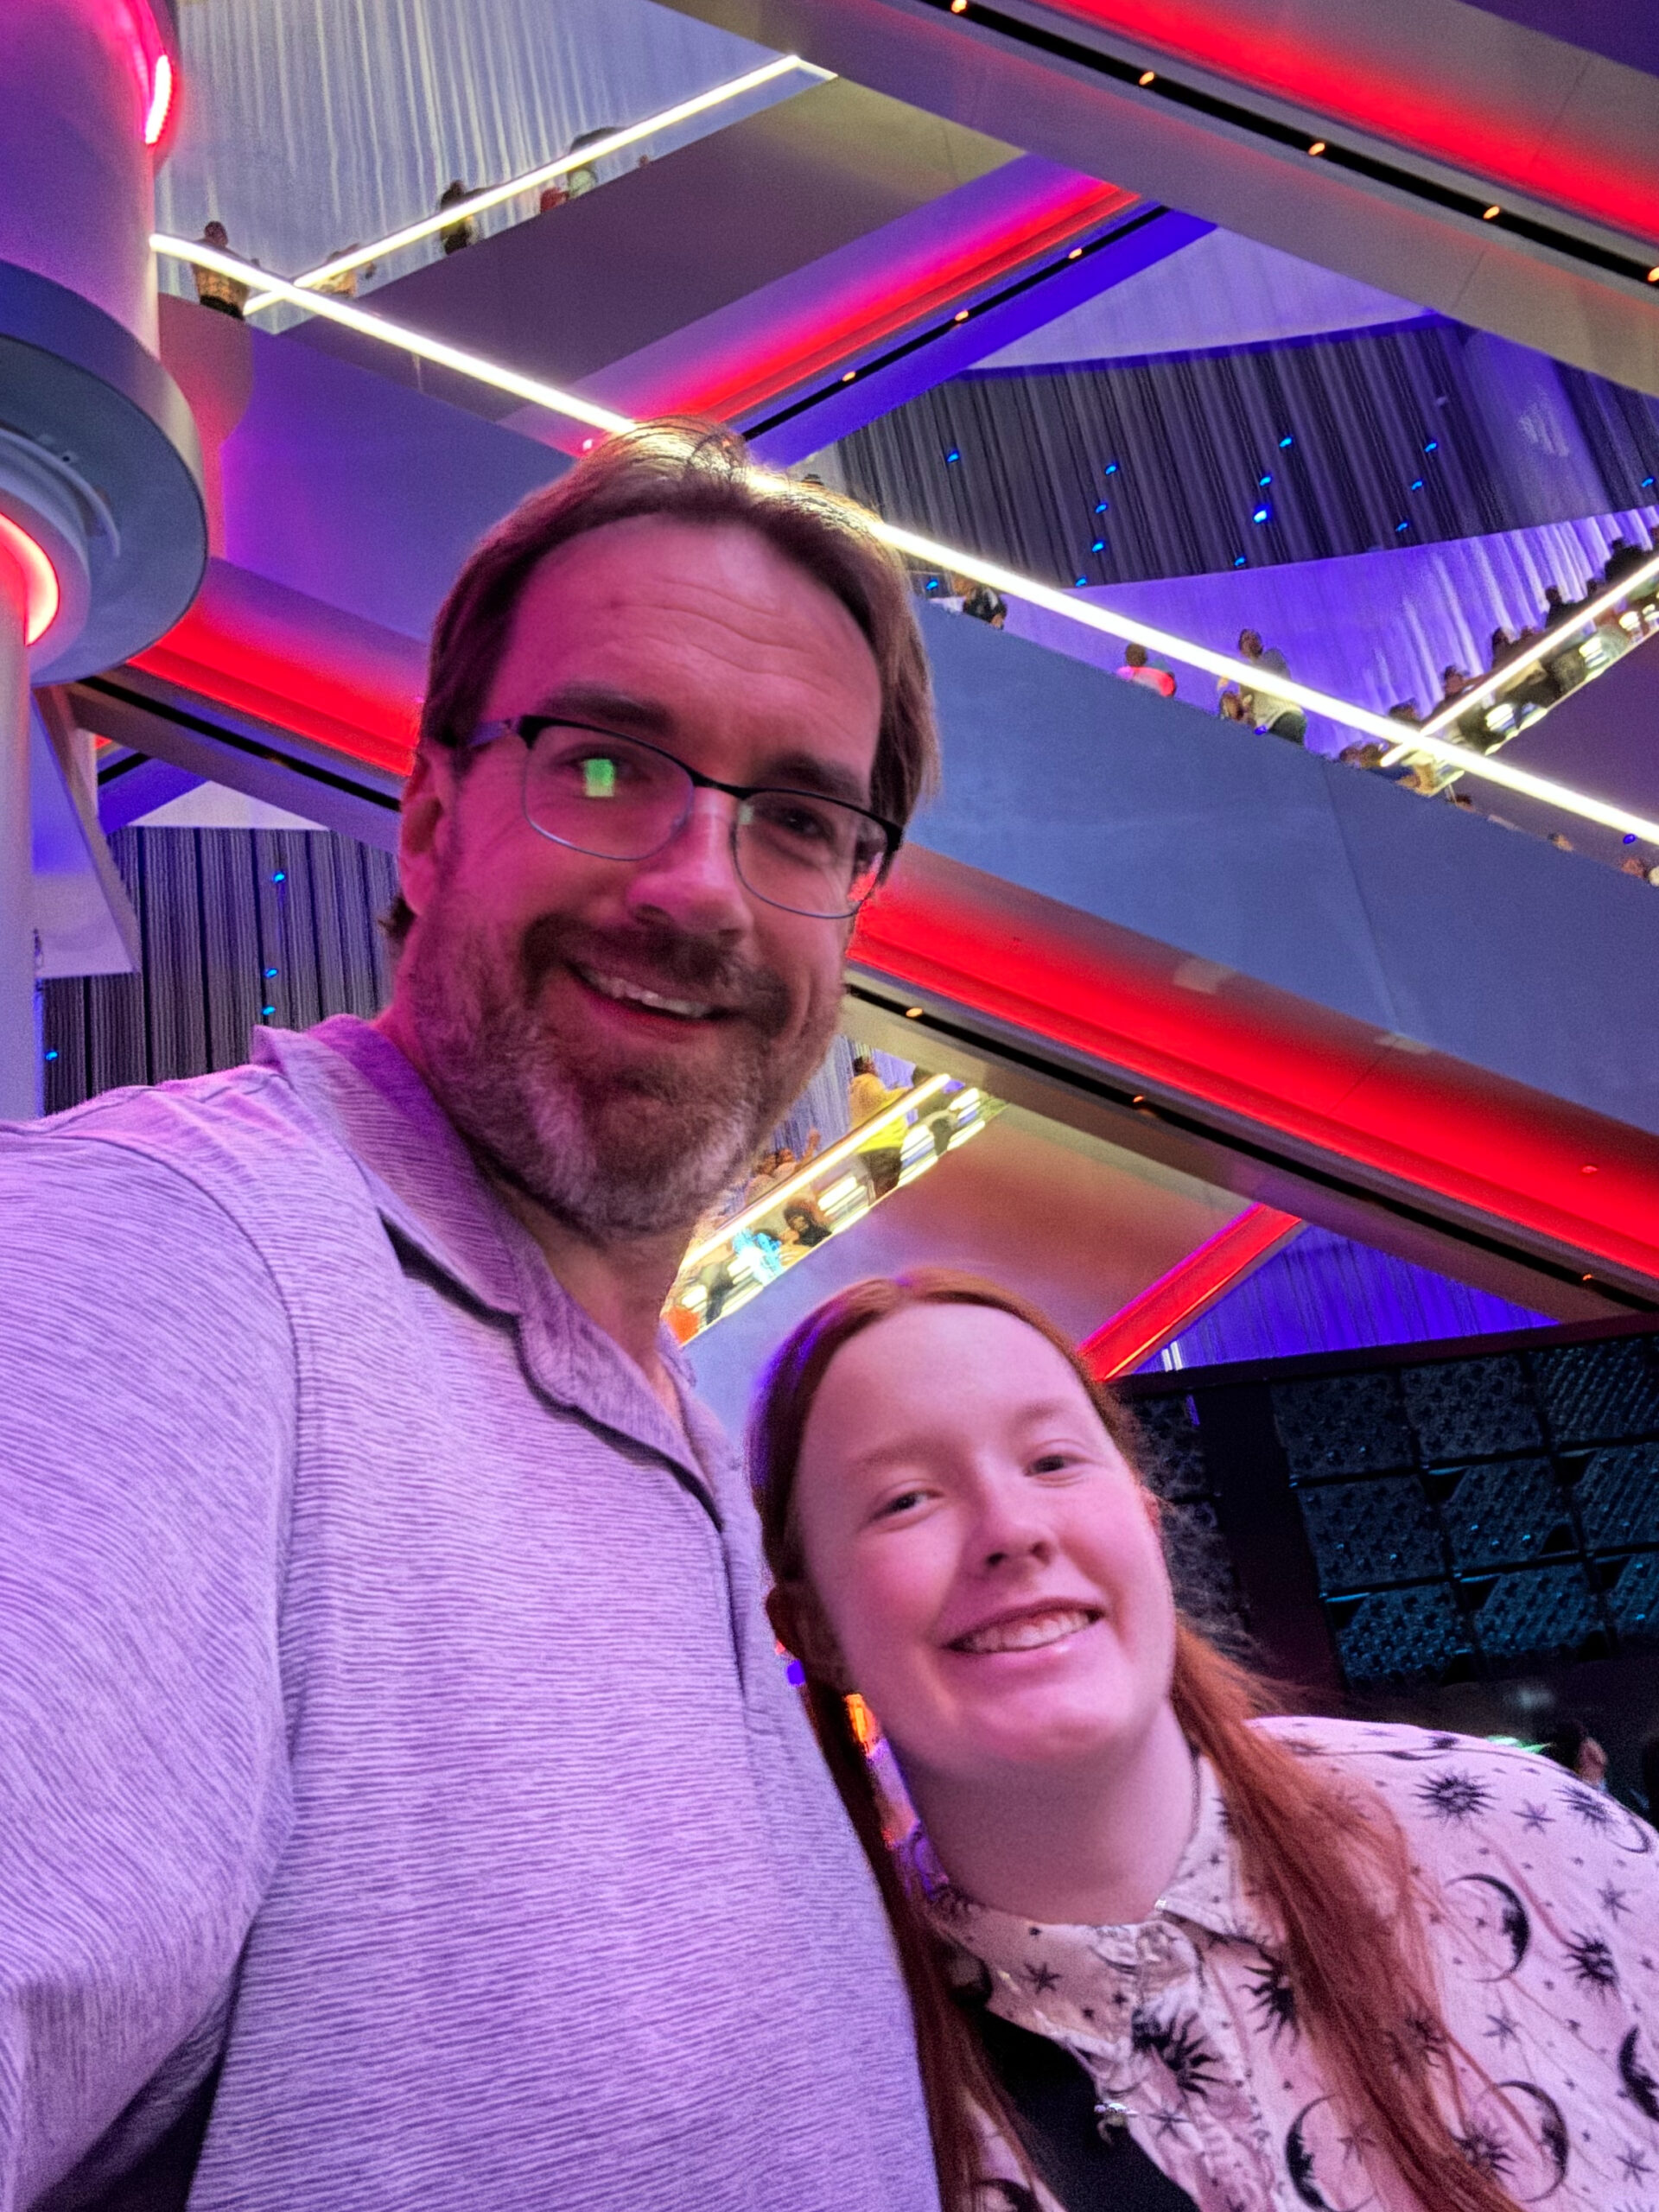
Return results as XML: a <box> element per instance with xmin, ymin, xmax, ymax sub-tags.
<box><xmin>953</xmin><ymin>1606</ymin><xmax>1098</xmax><ymax>1655</ymax></box>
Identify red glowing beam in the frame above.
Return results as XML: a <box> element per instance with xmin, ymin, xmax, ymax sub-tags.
<box><xmin>852</xmin><ymin>849</ymin><xmax>1659</xmax><ymax>1288</ymax></box>
<box><xmin>130</xmin><ymin>559</ymin><xmax>423</xmax><ymax>776</ymax></box>
<box><xmin>639</xmin><ymin>176</ymin><xmax>1137</xmax><ymax>425</ymax></box>
<box><xmin>1079</xmin><ymin>1202</ymin><xmax>1303</xmax><ymax>1379</ymax></box>
<box><xmin>1041</xmin><ymin>0</ymin><xmax>1659</xmax><ymax>244</ymax></box>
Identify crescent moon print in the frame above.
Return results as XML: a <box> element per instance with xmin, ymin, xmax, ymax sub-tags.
<box><xmin>1461</xmin><ymin>2081</ymin><xmax>1570</xmax><ymax>2202</ymax></box>
<box><xmin>1285</xmin><ymin>2095</ymin><xmax>1378</xmax><ymax>2212</ymax></box>
<box><xmin>1621</xmin><ymin>2027</ymin><xmax>1659</xmax><ymax>2125</ymax></box>
<box><xmin>1446</xmin><ymin>1872</ymin><xmax>1531</xmax><ymax>1980</ymax></box>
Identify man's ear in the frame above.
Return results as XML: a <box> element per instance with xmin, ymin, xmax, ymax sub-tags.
<box><xmin>766</xmin><ymin>1581</ymin><xmax>854</xmax><ymax>1696</ymax></box>
<box><xmin>396</xmin><ymin>744</ymin><xmax>458</xmax><ymax>929</ymax></box>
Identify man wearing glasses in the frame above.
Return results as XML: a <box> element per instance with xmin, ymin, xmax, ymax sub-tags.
<box><xmin>0</xmin><ymin>425</ymin><xmax>940</xmax><ymax>2209</ymax></box>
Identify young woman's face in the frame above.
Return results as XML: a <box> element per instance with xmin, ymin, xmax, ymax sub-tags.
<box><xmin>791</xmin><ymin>1303</ymin><xmax>1178</xmax><ymax>1792</ymax></box>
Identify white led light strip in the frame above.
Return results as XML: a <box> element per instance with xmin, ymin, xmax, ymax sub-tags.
<box><xmin>241</xmin><ymin>56</ymin><xmax>828</xmax><ymax>319</ymax></box>
<box><xmin>151</xmin><ymin>235</ymin><xmax>1659</xmax><ymax>849</ymax></box>
<box><xmin>159</xmin><ymin>237</ymin><xmax>635</xmax><ymax>436</ymax></box>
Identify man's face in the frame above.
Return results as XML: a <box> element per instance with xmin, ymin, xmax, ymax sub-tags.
<box><xmin>392</xmin><ymin>514</ymin><xmax>884</xmax><ymax>1244</ymax></box>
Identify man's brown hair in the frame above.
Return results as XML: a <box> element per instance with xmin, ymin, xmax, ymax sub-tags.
<box><xmin>386</xmin><ymin>418</ymin><xmax>939</xmax><ymax>945</ymax></box>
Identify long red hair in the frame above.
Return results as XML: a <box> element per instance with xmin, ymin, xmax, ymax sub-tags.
<box><xmin>750</xmin><ymin>1269</ymin><xmax>1518</xmax><ymax>2212</ymax></box>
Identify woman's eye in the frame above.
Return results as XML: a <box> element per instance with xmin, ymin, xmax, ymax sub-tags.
<box><xmin>1030</xmin><ymin>1452</ymin><xmax>1075</xmax><ymax>1477</ymax></box>
<box><xmin>875</xmin><ymin>1488</ymin><xmax>927</xmax><ymax>1520</ymax></box>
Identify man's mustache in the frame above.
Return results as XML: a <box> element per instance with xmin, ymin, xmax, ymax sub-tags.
<box><xmin>519</xmin><ymin>914</ymin><xmax>792</xmax><ymax>1038</ymax></box>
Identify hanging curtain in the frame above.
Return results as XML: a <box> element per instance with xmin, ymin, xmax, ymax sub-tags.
<box><xmin>831</xmin><ymin>320</ymin><xmax>1659</xmax><ymax>589</ymax></box>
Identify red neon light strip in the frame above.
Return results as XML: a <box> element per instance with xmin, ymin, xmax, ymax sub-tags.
<box><xmin>657</xmin><ymin>177</ymin><xmax>1135</xmax><ymax>424</ymax></box>
<box><xmin>1079</xmin><ymin>1202</ymin><xmax>1302</xmax><ymax>1380</ymax></box>
<box><xmin>130</xmin><ymin>562</ymin><xmax>423</xmax><ymax>777</ymax></box>
<box><xmin>1041</xmin><ymin>0</ymin><xmax>1659</xmax><ymax>244</ymax></box>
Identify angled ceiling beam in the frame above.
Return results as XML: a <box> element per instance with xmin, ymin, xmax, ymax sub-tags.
<box><xmin>654</xmin><ymin>0</ymin><xmax>1659</xmax><ymax>397</ymax></box>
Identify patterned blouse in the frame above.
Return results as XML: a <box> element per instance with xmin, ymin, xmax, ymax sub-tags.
<box><xmin>910</xmin><ymin>1717</ymin><xmax>1659</xmax><ymax>2211</ymax></box>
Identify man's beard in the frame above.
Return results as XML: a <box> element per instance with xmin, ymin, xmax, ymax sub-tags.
<box><xmin>399</xmin><ymin>893</ymin><xmax>831</xmax><ymax>1245</ymax></box>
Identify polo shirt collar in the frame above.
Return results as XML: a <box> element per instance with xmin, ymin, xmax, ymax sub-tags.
<box><xmin>251</xmin><ymin>1016</ymin><xmax>731</xmax><ymax>1507</ymax></box>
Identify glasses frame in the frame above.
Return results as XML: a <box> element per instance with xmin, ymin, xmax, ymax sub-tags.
<box><xmin>469</xmin><ymin>715</ymin><xmax>904</xmax><ymax>920</ymax></box>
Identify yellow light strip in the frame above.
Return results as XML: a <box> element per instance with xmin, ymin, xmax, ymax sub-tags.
<box><xmin>149</xmin><ymin>234</ymin><xmax>1659</xmax><ymax>847</ymax></box>
<box><xmin>242</xmin><ymin>55</ymin><xmax>827</xmax><ymax>318</ymax></box>
<box><xmin>681</xmin><ymin>1072</ymin><xmax>951</xmax><ymax>1271</ymax></box>
<box><xmin>156</xmin><ymin>237</ymin><xmax>634</xmax><ymax>436</ymax></box>
<box><xmin>1384</xmin><ymin>548</ymin><xmax>1659</xmax><ymax>759</ymax></box>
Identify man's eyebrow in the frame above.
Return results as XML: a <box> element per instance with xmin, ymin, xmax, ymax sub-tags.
<box><xmin>524</xmin><ymin>684</ymin><xmax>676</xmax><ymax>736</ymax></box>
<box><xmin>757</xmin><ymin>751</ymin><xmax>874</xmax><ymax>810</ymax></box>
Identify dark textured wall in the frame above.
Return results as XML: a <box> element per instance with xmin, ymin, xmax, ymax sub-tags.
<box><xmin>42</xmin><ymin>827</ymin><xmax>397</xmax><ymax>1115</ymax></box>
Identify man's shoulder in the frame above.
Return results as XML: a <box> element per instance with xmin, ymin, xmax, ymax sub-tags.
<box><xmin>3</xmin><ymin>1053</ymin><xmax>358</xmax><ymax>1224</ymax></box>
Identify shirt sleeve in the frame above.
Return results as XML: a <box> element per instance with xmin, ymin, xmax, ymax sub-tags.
<box><xmin>0</xmin><ymin>1135</ymin><xmax>298</xmax><ymax>2208</ymax></box>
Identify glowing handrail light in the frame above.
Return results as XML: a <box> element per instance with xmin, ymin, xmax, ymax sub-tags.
<box><xmin>241</xmin><ymin>55</ymin><xmax>828</xmax><ymax>317</ymax></box>
<box><xmin>149</xmin><ymin>235</ymin><xmax>1659</xmax><ymax>851</ymax></box>
<box><xmin>681</xmin><ymin>1073</ymin><xmax>952</xmax><ymax>1271</ymax></box>
<box><xmin>1385</xmin><ymin>546</ymin><xmax>1659</xmax><ymax>757</ymax></box>
<box><xmin>156</xmin><ymin>237</ymin><xmax>634</xmax><ymax>437</ymax></box>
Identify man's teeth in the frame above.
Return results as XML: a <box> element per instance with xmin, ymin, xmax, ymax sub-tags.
<box><xmin>582</xmin><ymin>968</ymin><xmax>714</xmax><ymax>1020</ymax></box>
<box><xmin>955</xmin><ymin>1607</ymin><xmax>1097</xmax><ymax>1656</ymax></box>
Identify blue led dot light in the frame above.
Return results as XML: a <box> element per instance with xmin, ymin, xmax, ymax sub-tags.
<box><xmin>1074</xmin><ymin>575</ymin><xmax>1088</xmax><ymax>587</ymax></box>
<box><xmin>1411</xmin><ymin>478</ymin><xmax>1424</xmax><ymax>490</ymax></box>
<box><xmin>1624</xmin><ymin>833</ymin><xmax>1638</xmax><ymax>844</ymax></box>
<box><xmin>1395</xmin><ymin>519</ymin><xmax>1410</xmax><ymax>532</ymax></box>
<box><xmin>1095</xmin><ymin>499</ymin><xmax>1109</xmax><ymax>514</ymax></box>
<box><xmin>1233</xmin><ymin>554</ymin><xmax>1247</xmax><ymax>568</ymax></box>
<box><xmin>1258</xmin><ymin>473</ymin><xmax>1272</xmax><ymax>487</ymax></box>
<box><xmin>1091</xmin><ymin>538</ymin><xmax>1105</xmax><ymax>553</ymax></box>
<box><xmin>264</xmin><ymin>966</ymin><xmax>278</xmax><ymax>979</ymax></box>
<box><xmin>1423</xmin><ymin>440</ymin><xmax>1439</xmax><ymax>454</ymax></box>
<box><xmin>944</xmin><ymin>448</ymin><xmax>960</xmax><ymax>462</ymax></box>
<box><xmin>272</xmin><ymin>870</ymin><xmax>286</xmax><ymax>883</ymax></box>
<box><xmin>1644</xmin><ymin>475</ymin><xmax>1656</xmax><ymax>488</ymax></box>
<box><xmin>1103</xmin><ymin>461</ymin><xmax>1119</xmax><ymax>474</ymax></box>
<box><xmin>43</xmin><ymin>1048</ymin><xmax>58</xmax><ymax>1062</ymax></box>
<box><xmin>1278</xmin><ymin>435</ymin><xmax>1294</xmax><ymax>449</ymax></box>
<box><xmin>1252</xmin><ymin>505</ymin><xmax>1271</xmax><ymax>524</ymax></box>
<box><xmin>261</xmin><ymin>1004</ymin><xmax>276</xmax><ymax>1018</ymax></box>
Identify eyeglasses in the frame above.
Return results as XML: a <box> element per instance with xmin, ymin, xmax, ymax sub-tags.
<box><xmin>470</xmin><ymin>717</ymin><xmax>902</xmax><ymax>920</ymax></box>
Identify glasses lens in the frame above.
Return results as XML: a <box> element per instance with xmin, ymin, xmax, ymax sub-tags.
<box><xmin>737</xmin><ymin>791</ymin><xmax>890</xmax><ymax>918</ymax></box>
<box><xmin>522</xmin><ymin>727</ymin><xmax>689</xmax><ymax>858</ymax></box>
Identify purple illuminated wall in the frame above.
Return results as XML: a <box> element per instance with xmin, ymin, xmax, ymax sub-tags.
<box><xmin>1145</xmin><ymin>1225</ymin><xmax>1552</xmax><ymax>1372</ymax></box>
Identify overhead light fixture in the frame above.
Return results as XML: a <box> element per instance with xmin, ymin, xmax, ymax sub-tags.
<box><xmin>241</xmin><ymin>55</ymin><xmax>829</xmax><ymax>316</ymax></box>
<box><xmin>143</xmin><ymin>51</ymin><xmax>174</xmax><ymax>146</ymax></box>
<box><xmin>153</xmin><ymin>230</ymin><xmax>1659</xmax><ymax>851</ymax></box>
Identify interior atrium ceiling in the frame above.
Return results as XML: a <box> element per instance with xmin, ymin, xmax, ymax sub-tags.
<box><xmin>41</xmin><ymin>0</ymin><xmax>1656</xmax><ymax>1327</ymax></box>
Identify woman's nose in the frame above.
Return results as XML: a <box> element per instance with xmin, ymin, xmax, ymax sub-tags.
<box><xmin>974</xmin><ymin>1484</ymin><xmax>1054</xmax><ymax>1570</ymax></box>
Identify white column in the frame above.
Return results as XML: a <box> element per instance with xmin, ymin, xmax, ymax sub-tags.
<box><xmin>0</xmin><ymin>540</ymin><xmax>35</xmax><ymax>1119</ymax></box>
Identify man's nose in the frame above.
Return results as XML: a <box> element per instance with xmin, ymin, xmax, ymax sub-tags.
<box><xmin>623</xmin><ymin>790</ymin><xmax>751</xmax><ymax>939</ymax></box>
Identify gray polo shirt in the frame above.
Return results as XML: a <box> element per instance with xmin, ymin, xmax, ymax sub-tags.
<box><xmin>0</xmin><ymin>1017</ymin><xmax>936</xmax><ymax>2211</ymax></box>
